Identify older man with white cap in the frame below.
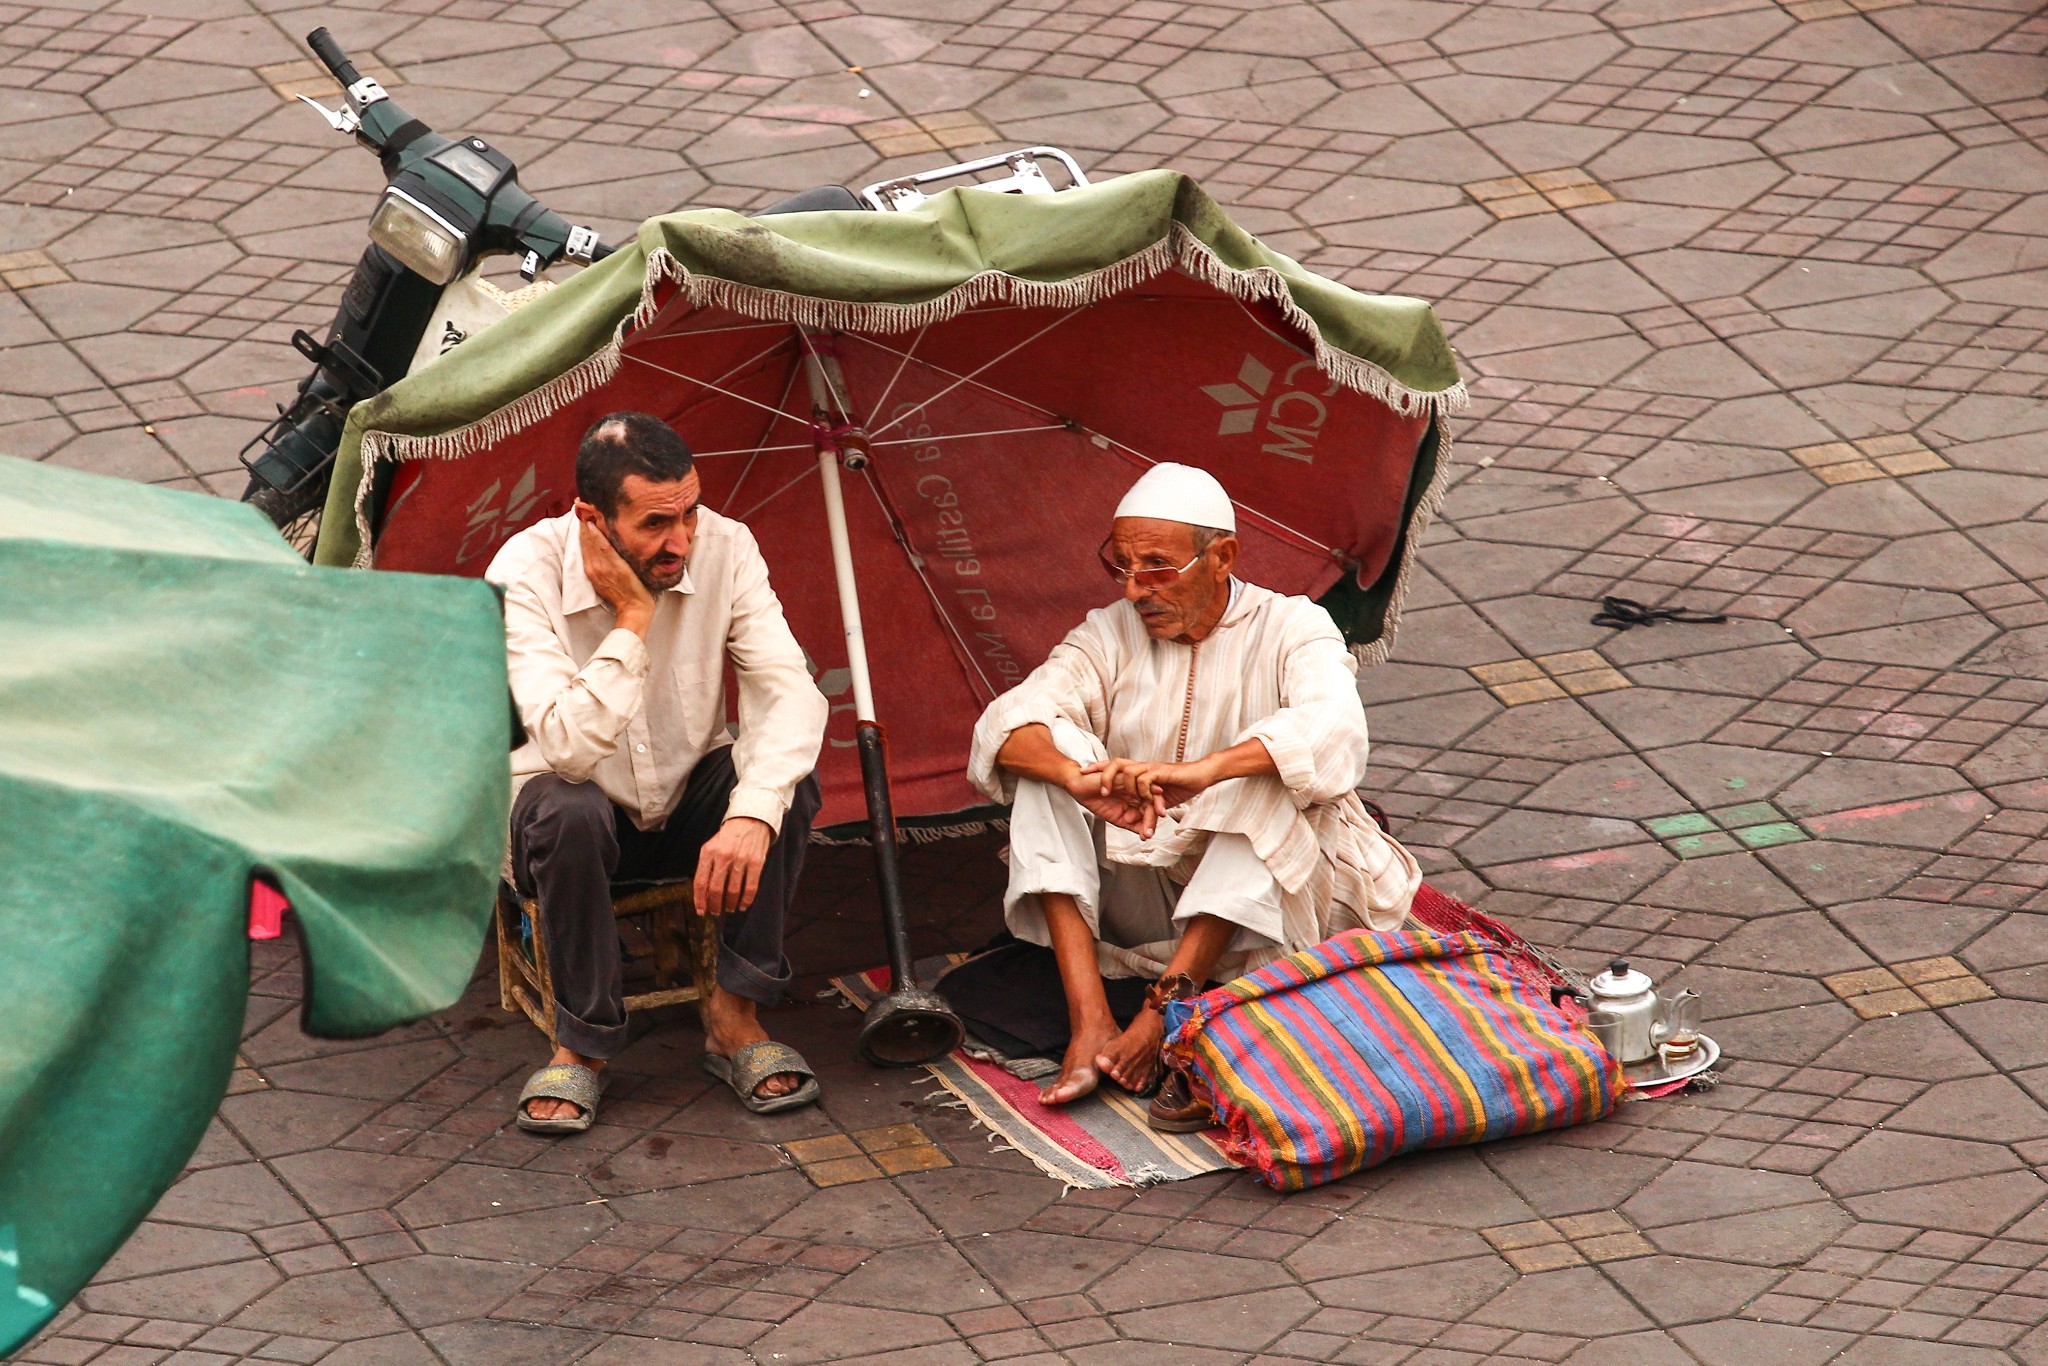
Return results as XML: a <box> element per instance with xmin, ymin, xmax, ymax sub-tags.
<box><xmin>950</xmin><ymin>462</ymin><xmax>1421</xmax><ymax>1127</ymax></box>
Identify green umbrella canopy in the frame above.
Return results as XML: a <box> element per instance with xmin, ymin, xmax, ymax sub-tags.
<box><xmin>0</xmin><ymin>457</ymin><xmax>510</xmax><ymax>1354</ymax></box>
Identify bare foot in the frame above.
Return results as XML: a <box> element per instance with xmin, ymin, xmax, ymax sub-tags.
<box><xmin>1095</xmin><ymin>1010</ymin><xmax>1165</xmax><ymax>1094</ymax></box>
<box><xmin>1040</xmin><ymin>1019</ymin><xmax>1118</xmax><ymax>1105</ymax></box>
<box><xmin>703</xmin><ymin>985</ymin><xmax>801</xmax><ymax>1101</ymax></box>
<box><xmin>524</xmin><ymin>1045</ymin><xmax>604</xmax><ymax>1125</ymax></box>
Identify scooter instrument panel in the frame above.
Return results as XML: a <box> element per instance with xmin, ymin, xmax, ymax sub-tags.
<box><xmin>432</xmin><ymin>140</ymin><xmax>511</xmax><ymax>197</ymax></box>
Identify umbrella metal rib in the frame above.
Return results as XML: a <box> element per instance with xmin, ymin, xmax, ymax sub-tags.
<box><xmin>730</xmin><ymin>463</ymin><xmax>820</xmax><ymax>527</ymax></box>
<box><xmin>854</xmin><ymin>467</ymin><xmax>1005</xmax><ymax>705</ymax></box>
<box><xmin>868</xmin><ymin>321</ymin><xmax>928</xmax><ymax>420</ymax></box>
<box><xmin>621</xmin><ymin>346</ymin><xmax>810</xmax><ymax>429</ymax></box>
<box><xmin>861</xmin><ymin>309</ymin><xmax>1082</xmax><ymax>441</ymax></box>
<box><xmin>844</xmin><ymin>332</ymin><xmax>1347</xmax><ymax>563</ymax></box>
<box><xmin>717</xmin><ymin>353</ymin><xmax>803</xmax><ymax>513</ymax></box>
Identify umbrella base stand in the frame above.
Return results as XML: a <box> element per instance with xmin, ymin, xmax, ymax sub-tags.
<box><xmin>857</xmin><ymin>986</ymin><xmax>964</xmax><ymax>1067</ymax></box>
<box><xmin>851</xmin><ymin>721</ymin><xmax>964</xmax><ymax>1068</ymax></box>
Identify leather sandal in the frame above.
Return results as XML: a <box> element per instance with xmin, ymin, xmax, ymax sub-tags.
<box><xmin>1147</xmin><ymin>1066</ymin><xmax>1214</xmax><ymax>1133</ymax></box>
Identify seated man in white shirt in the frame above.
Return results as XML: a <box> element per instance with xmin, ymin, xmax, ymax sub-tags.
<box><xmin>488</xmin><ymin>412</ymin><xmax>830</xmax><ymax>1133</ymax></box>
<box><xmin>956</xmin><ymin>463</ymin><xmax>1420</xmax><ymax>1129</ymax></box>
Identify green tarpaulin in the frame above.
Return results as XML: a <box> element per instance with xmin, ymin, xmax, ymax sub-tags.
<box><xmin>314</xmin><ymin>169</ymin><xmax>1463</xmax><ymax>568</ymax></box>
<box><xmin>0</xmin><ymin>457</ymin><xmax>510</xmax><ymax>1354</ymax></box>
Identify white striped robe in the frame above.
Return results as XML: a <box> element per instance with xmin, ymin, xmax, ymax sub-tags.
<box><xmin>968</xmin><ymin>579</ymin><xmax>1421</xmax><ymax>977</ymax></box>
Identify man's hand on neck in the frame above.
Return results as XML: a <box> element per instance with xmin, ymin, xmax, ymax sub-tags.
<box><xmin>577</xmin><ymin>505</ymin><xmax>658</xmax><ymax>638</ymax></box>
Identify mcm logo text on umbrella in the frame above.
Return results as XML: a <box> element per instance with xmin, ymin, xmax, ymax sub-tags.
<box><xmin>1203</xmin><ymin>356</ymin><xmax>1339</xmax><ymax>464</ymax></box>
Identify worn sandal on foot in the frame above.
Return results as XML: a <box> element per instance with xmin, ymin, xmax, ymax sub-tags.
<box><xmin>703</xmin><ymin>1040</ymin><xmax>820</xmax><ymax>1114</ymax></box>
<box><xmin>515</xmin><ymin>1062</ymin><xmax>602</xmax><ymax>1135</ymax></box>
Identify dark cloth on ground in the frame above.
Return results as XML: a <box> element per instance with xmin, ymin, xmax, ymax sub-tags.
<box><xmin>936</xmin><ymin>937</ymin><xmax>1212</xmax><ymax>1059</ymax></box>
<box><xmin>509</xmin><ymin>747</ymin><xmax>820</xmax><ymax>1059</ymax></box>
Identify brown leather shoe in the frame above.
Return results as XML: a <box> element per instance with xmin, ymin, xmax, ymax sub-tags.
<box><xmin>1147</xmin><ymin>1066</ymin><xmax>1215</xmax><ymax>1132</ymax></box>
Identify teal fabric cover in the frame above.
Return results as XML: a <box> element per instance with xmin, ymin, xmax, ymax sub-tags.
<box><xmin>0</xmin><ymin>457</ymin><xmax>510</xmax><ymax>1353</ymax></box>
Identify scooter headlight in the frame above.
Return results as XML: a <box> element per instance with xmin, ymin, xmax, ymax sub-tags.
<box><xmin>368</xmin><ymin>188</ymin><xmax>466</xmax><ymax>286</ymax></box>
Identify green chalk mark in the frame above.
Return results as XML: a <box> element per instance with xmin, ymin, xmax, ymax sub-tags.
<box><xmin>1736</xmin><ymin>822</ymin><xmax>1808</xmax><ymax>849</ymax></box>
<box><xmin>1712</xmin><ymin>801</ymin><xmax>1783</xmax><ymax>828</ymax></box>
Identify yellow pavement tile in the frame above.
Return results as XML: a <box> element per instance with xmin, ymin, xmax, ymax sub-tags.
<box><xmin>917</xmin><ymin>110</ymin><xmax>999</xmax><ymax>146</ymax></box>
<box><xmin>1824</xmin><ymin>966</ymin><xmax>1904</xmax><ymax>997</ymax></box>
<box><xmin>1472</xmin><ymin>659</ymin><xmax>1545</xmax><ymax>685</ymax></box>
<box><xmin>1487</xmin><ymin>193</ymin><xmax>1555</xmax><ymax>219</ymax></box>
<box><xmin>873</xmin><ymin>1144</ymin><xmax>953</xmax><ymax>1176</ymax></box>
<box><xmin>1892</xmin><ymin>956</ymin><xmax>1968</xmax><ymax>986</ymax></box>
<box><xmin>1814</xmin><ymin>459</ymin><xmax>1886</xmax><ymax>485</ymax></box>
<box><xmin>862</xmin><ymin>126</ymin><xmax>944</xmax><ymax>157</ymax></box>
<box><xmin>1543</xmin><ymin>183</ymin><xmax>1617</xmax><ymax>210</ymax></box>
<box><xmin>860</xmin><ymin>111</ymin><xmax>997</xmax><ymax>157</ymax></box>
<box><xmin>0</xmin><ymin>248</ymin><xmax>69</xmax><ymax>289</ymax></box>
<box><xmin>853</xmin><ymin>1122</ymin><xmax>928</xmax><ymax>1154</ymax></box>
<box><xmin>1916</xmin><ymin>976</ymin><xmax>1995</xmax><ymax>1008</ymax></box>
<box><xmin>805</xmin><ymin>1155</ymin><xmax>884</xmax><ymax>1187</ymax></box>
<box><xmin>1849</xmin><ymin>988</ymin><xmax>1928</xmax><ymax>1019</ymax></box>
<box><xmin>1877</xmin><ymin>450</ymin><xmax>1948</xmax><ymax>476</ymax></box>
<box><xmin>784</xmin><ymin>1133</ymin><xmax>861</xmax><ymax>1164</ymax></box>
<box><xmin>1492</xmin><ymin>677</ymin><xmax>1568</xmax><ymax>706</ymax></box>
<box><xmin>1465</xmin><ymin>175</ymin><xmax>1535</xmax><ymax>202</ymax></box>
<box><xmin>1505</xmin><ymin>1242</ymin><xmax>1585</xmax><ymax>1272</ymax></box>
<box><xmin>1577</xmin><ymin>1232</ymin><xmax>1656</xmax><ymax>1262</ymax></box>
<box><xmin>1484</xmin><ymin>1220</ymin><xmax>1562</xmax><ymax>1251</ymax></box>
<box><xmin>227</xmin><ymin>1052</ymin><xmax>269</xmax><ymax>1095</ymax></box>
<box><xmin>1553</xmin><ymin>1211</ymin><xmax>1631</xmax><ymax>1239</ymax></box>
<box><xmin>1523</xmin><ymin>167</ymin><xmax>1596</xmax><ymax>192</ymax></box>
<box><xmin>1790</xmin><ymin>442</ymin><xmax>1862</xmax><ymax>467</ymax></box>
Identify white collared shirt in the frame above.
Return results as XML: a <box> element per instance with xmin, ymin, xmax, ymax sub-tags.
<box><xmin>487</xmin><ymin>508</ymin><xmax>828</xmax><ymax>833</ymax></box>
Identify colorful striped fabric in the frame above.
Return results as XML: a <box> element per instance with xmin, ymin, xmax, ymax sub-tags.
<box><xmin>1163</xmin><ymin>928</ymin><xmax>1626</xmax><ymax>1191</ymax></box>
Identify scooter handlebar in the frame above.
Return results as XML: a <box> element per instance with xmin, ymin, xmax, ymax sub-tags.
<box><xmin>306</xmin><ymin>28</ymin><xmax>362</xmax><ymax>86</ymax></box>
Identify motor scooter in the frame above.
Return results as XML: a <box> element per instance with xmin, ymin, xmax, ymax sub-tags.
<box><xmin>237</xmin><ymin>28</ymin><xmax>614</xmax><ymax>546</ymax></box>
<box><xmin>239</xmin><ymin>27</ymin><xmax>1087</xmax><ymax>554</ymax></box>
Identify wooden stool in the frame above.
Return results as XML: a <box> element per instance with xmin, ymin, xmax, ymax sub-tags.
<box><xmin>494</xmin><ymin>881</ymin><xmax>721</xmax><ymax>1039</ymax></box>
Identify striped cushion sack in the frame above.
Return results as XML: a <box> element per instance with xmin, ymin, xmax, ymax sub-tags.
<box><xmin>1162</xmin><ymin>928</ymin><xmax>1627</xmax><ymax>1191</ymax></box>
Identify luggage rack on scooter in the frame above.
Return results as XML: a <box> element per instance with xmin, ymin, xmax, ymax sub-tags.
<box><xmin>860</xmin><ymin>147</ymin><xmax>1089</xmax><ymax>212</ymax></box>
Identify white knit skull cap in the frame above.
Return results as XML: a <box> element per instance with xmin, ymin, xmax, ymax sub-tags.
<box><xmin>1111</xmin><ymin>462</ymin><xmax>1236</xmax><ymax>533</ymax></box>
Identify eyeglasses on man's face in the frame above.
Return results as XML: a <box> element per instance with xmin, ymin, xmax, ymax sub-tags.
<box><xmin>1098</xmin><ymin>536</ymin><xmax>1206</xmax><ymax>588</ymax></box>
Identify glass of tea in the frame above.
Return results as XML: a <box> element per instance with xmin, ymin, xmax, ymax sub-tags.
<box><xmin>1658</xmin><ymin>989</ymin><xmax>1702</xmax><ymax>1068</ymax></box>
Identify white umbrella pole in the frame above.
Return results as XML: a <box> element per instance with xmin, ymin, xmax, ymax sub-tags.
<box><xmin>801</xmin><ymin>336</ymin><xmax>962</xmax><ymax>1067</ymax></box>
<box><xmin>814</xmin><ymin>449</ymin><xmax>878</xmax><ymax>725</ymax></box>
<box><xmin>803</xmin><ymin>342</ymin><xmax>877</xmax><ymax>723</ymax></box>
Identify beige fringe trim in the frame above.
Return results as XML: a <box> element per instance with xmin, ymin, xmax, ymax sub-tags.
<box><xmin>1352</xmin><ymin>417</ymin><xmax>1456</xmax><ymax>669</ymax></box>
<box><xmin>353</xmin><ymin>226</ymin><xmax>1467</xmax><ymax>565</ymax></box>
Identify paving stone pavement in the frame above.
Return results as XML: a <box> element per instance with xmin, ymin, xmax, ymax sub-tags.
<box><xmin>10</xmin><ymin>0</ymin><xmax>2048</xmax><ymax>1360</ymax></box>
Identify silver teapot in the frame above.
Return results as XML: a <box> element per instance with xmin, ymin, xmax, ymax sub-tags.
<box><xmin>1586</xmin><ymin>959</ymin><xmax>1701</xmax><ymax>1066</ymax></box>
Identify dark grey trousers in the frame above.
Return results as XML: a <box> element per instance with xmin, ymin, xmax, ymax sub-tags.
<box><xmin>509</xmin><ymin>747</ymin><xmax>821</xmax><ymax>1059</ymax></box>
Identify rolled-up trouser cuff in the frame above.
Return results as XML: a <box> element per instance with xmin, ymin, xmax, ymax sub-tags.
<box><xmin>719</xmin><ymin>943</ymin><xmax>792</xmax><ymax>1005</ymax></box>
<box><xmin>550</xmin><ymin>999</ymin><xmax>631</xmax><ymax>1061</ymax></box>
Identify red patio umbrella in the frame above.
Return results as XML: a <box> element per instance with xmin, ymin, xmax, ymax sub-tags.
<box><xmin>340</xmin><ymin>174</ymin><xmax>1464</xmax><ymax>1060</ymax></box>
